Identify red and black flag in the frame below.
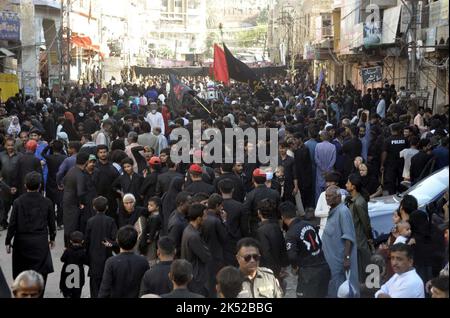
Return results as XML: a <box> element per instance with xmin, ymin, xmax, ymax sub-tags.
<box><xmin>168</xmin><ymin>73</ymin><xmax>196</xmax><ymax>113</ymax></box>
<box><xmin>222</xmin><ymin>44</ymin><xmax>272</xmax><ymax>102</ymax></box>
<box><xmin>213</xmin><ymin>44</ymin><xmax>230</xmax><ymax>85</ymax></box>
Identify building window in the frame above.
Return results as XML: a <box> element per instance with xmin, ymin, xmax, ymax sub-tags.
<box><xmin>188</xmin><ymin>0</ymin><xmax>200</xmax><ymax>9</ymax></box>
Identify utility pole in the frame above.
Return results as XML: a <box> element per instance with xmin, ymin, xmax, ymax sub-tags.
<box><xmin>404</xmin><ymin>0</ymin><xmax>419</xmax><ymax>93</ymax></box>
<box><xmin>66</xmin><ymin>0</ymin><xmax>71</xmax><ymax>82</ymax></box>
<box><xmin>59</xmin><ymin>0</ymin><xmax>63</xmax><ymax>86</ymax></box>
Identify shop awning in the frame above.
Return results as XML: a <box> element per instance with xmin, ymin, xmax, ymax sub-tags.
<box><xmin>0</xmin><ymin>47</ymin><xmax>15</xmax><ymax>57</ymax></box>
<box><xmin>71</xmin><ymin>35</ymin><xmax>102</xmax><ymax>54</ymax></box>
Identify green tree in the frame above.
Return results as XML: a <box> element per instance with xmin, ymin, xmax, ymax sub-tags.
<box><xmin>205</xmin><ymin>32</ymin><xmax>220</xmax><ymax>58</ymax></box>
<box><xmin>257</xmin><ymin>7</ymin><xmax>269</xmax><ymax>25</ymax></box>
<box><xmin>235</xmin><ymin>25</ymin><xmax>267</xmax><ymax>48</ymax></box>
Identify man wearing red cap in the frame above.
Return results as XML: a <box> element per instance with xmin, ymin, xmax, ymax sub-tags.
<box><xmin>185</xmin><ymin>151</ymin><xmax>215</xmax><ymax>186</ymax></box>
<box><xmin>243</xmin><ymin>168</ymin><xmax>280</xmax><ymax>237</ymax></box>
<box><xmin>14</xmin><ymin>140</ymin><xmax>43</xmax><ymax>195</ymax></box>
<box><xmin>184</xmin><ymin>164</ymin><xmax>215</xmax><ymax>195</ymax></box>
<box><xmin>141</xmin><ymin>156</ymin><xmax>162</xmax><ymax>204</ymax></box>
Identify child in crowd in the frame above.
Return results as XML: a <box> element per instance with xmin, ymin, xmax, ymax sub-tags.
<box><xmin>377</xmin><ymin>209</ymin><xmax>403</xmax><ymax>281</ymax></box>
<box><xmin>393</xmin><ymin>221</ymin><xmax>411</xmax><ymax>244</ymax></box>
<box><xmin>430</xmin><ymin>276</ymin><xmax>449</xmax><ymax>298</ymax></box>
<box><xmin>60</xmin><ymin>231</ymin><xmax>87</xmax><ymax>298</ymax></box>
<box><xmin>139</xmin><ymin>196</ymin><xmax>162</xmax><ymax>265</ymax></box>
<box><xmin>353</xmin><ymin>156</ymin><xmax>364</xmax><ymax>172</ymax></box>
<box><xmin>385</xmin><ymin>209</ymin><xmax>402</xmax><ymax>247</ymax></box>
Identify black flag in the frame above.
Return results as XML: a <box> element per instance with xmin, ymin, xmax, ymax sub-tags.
<box><xmin>223</xmin><ymin>44</ymin><xmax>272</xmax><ymax>102</ymax></box>
<box><xmin>168</xmin><ymin>73</ymin><xmax>196</xmax><ymax>113</ymax></box>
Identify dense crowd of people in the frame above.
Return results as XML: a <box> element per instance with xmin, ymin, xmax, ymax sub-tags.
<box><xmin>0</xmin><ymin>73</ymin><xmax>448</xmax><ymax>298</ymax></box>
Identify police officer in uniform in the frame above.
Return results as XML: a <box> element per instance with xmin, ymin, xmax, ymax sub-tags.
<box><xmin>380</xmin><ymin>123</ymin><xmax>408</xmax><ymax>194</ymax></box>
<box><xmin>236</xmin><ymin>238</ymin><xmax>283</xmax><ymax>298</ymax></box>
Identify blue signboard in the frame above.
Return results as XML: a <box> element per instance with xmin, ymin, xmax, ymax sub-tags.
<box><xmin>0</xmin><ymin>11</ymin><xmax>20</xmax><ymax>41</ymax></box>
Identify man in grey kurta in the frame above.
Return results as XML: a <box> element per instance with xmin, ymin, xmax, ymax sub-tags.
<box><xmin>346</xmin><ymin>173</ymin><xmax>374</xmax><ymax>284</ymax></box>
<box><xmin>314</xmin><ymin>131</ymin><xmax>336</xmax><ymax>201</ymax></box>
<box><xmin>322</xmin><ymin>185</ymin><xmax>359</xmax><ymax>297</ymax></box>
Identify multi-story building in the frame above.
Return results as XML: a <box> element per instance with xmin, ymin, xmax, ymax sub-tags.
<box><xmin>333</xmin><ymin>0</ymin><xmax>448</xmax><ymax>112</ymax></box>
<box><xmin>267</xmin><ymin>0</ymin><xmax>299</xmax><ymax>66</ymax></box>
<box><xmin>5</xmin><ymin>0</ymin><xmax>104</xmax><ymax>94</ymax></box>
<box><xmin>144</xmin><ymin>0</ymin><xmax>207</xmax><ymax>64</ymax></box>
<box><xmin>0</xmin><ymin>1</ymin><xmax>20</xmax><ymax>74</ymax></box>
<box><xmin>268</xmin><ymin>0</ymin><xmax>336</xmax><ymax>77</ymax></box>
<box><xmin>268</xmin><ymin>0</ymin><xmax>448</xmax><ymax>112</ymax></box>
<box><xmin>204</xmin><ymin>0</ymin><xmax>270</xmax><ymax>62</ymax></box>
<box><xmin>0</xmin><ymin>1</ymin><xmax>21</xmax><ymax>101</ymax></box>
<box><xmin>6</xmin><ymin>0</ymin><xmax>64</xmax><ymax>97</ymax></box>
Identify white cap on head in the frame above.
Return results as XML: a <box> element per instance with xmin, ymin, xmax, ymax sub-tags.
<box><xmin>123</xmin><ymin>193</ymin><xmax>136</xmax><ymax>203</ymax></box>
<box><xmin>57</xmin><ymin>131</ymin><xmax>68</xmax><ymax>141</ymax></box>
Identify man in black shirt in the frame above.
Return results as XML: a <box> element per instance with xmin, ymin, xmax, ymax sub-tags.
<box><xmin>94</xmin><ymin>145</ymin><xmax>120</xmax><ymax>221</ymax></box>
<box><xmin>156</xmin><ymin>158</ymin><xmax>183</xmax><ymax>196</ymax></box>
<box><xmin>167</xmin><ymin>192</ymin><xmax>191</xmax><ymax>258</ymax></box>
<box><xmin>242</xmin><ymin>141</ymin><xmax>259</xmax><ymax>193</ymax></box>
<box><xmin>0</xmin><ymin>266</ymin><xmax>10</xmax><ymax>298</ymax></box>
<box><xmin>14</xmin><ymin>140</ymin><xmax>42</xmax><ymax>195</ymax></box>
<box><xmin>42</xmin><ymin>140</ymin><xmax>67</xmax><ymax>229</ymax></box>
<box><xmin>63</xmin><ymin>152</ymin><xmax>89</xmax><ymax>247</ymax></box>
<box><xmin>98</xmin><ymin>226</ymin><xmax>149</xmax><ymax>298</ymax></box>
<box><xmin>0</xmin><ymin>137</ymin><xmax>22</xmax><ymax>229</ymax></box>
<box><xmin>290</xmin><ymin>136</ymin><xmax>313</xmax><ymax>209</ymax></box>
<box><xmin>214</xmin><ymin>163</ymin><xmax>245</xmax><ymax>202</ymax></box>
<box><xmin>139</xmin><ymin>236</ymin><xmax>174</xmax><ymax>296</ymax></box>
<box><xmin>381</xmin><ymin>123</ymin><xmax>409</xmax><ymax>194</ymax></box>
<box><xmin>243</xmin><ymin>168</ymin><xmax>280</xmax><ymax>237</ymax></box>
<box><xmin>218</xmin><ymin>179</ymin><xmax>247</xmax><ymax>266</ymax></box>
<box><xmin>184</xmin><ymin>164</ymin><xmax>215</xmax><ymax>195</ymax></box>
<box><xmin>255</xmin><ymin>199</ymin><xmax>288</xmax><ymax>280</ymax></box>
<box><xmin>280</xmin><ymin>201</ymin><xmax>330</xmax><ymax>298</ymax></box>
<box><xmin>362</xmin><ymin>88</ymin><xmax>372</xmax><ymax>110</ymax></box>
<box><xmin>180</xmin><ymin>204</ymin><xmax>212</xmax><ymax>297</ymax></box>
<box><xmin>202</xmin><ymin>194</ymin><xmax>228</xmax><ymax>297</ymax></box>
<box><xmin>5</xmin><ymin>172</ymin><xmax>56</xmax><ymax>290</ymax></box>
<box><xmin>342</xmin><ymin>126</ymin><xmax>362</xmax><ymax>182</ymax></box>
<box><xmin>85</xmin><ymin>196</ymin><xmax>117</xmax><ymax>298</ymax></box>
<box><xmin>278</xmin><ymin>141</ymin><xmax>299</xmax><ymax>204</ymax></box>
<box><xmin>161</xmin><ymin>260</ymin><xmax>204</xmax><ymax>298</ymax></box>
<box><xmin>410</xmin><ymin>138</ymin><xmax>433</xmax><ymax>185</ymax></box>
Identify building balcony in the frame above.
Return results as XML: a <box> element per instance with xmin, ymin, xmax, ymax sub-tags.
<box><xmin>317</xmin><ymin>38</ymin><xmax>333</xmax><ymax>49</ymax></box>
<box><xmin>369</xmin><ymin>0</ymin><xmax>398</xmax><ymax>9</ymax></box>
<box><xmin>332</xmin><ymin>0</ymin><xmax>342</xmax><ymax>10</ymax></box>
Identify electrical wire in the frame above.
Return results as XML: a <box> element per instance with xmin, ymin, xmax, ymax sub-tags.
<box><xmin>420</xmin><ymin>57</ymin><xmax>449</xmax><ymax>69</ymax></box>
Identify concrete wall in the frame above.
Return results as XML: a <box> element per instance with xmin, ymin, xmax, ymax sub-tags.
<box><xmin>20</xmin><ymin>0</ymin><xmax>39</xmax><ymax>98</ymax></box>
<box><xmin>419</xmin><ymin>63</ymin><xmax>449</xmax><ymax>113</ymax></box>
<box><xmin>383</xmin><ymin>56</ymin><xmax>408</xmax><ymax>89</ymax></box>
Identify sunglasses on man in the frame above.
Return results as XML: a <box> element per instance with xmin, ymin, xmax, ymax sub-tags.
<box><xmin>240</xmin><ymin>254</ymin><xmax>261</xmax><ymax>263</ymax></box>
